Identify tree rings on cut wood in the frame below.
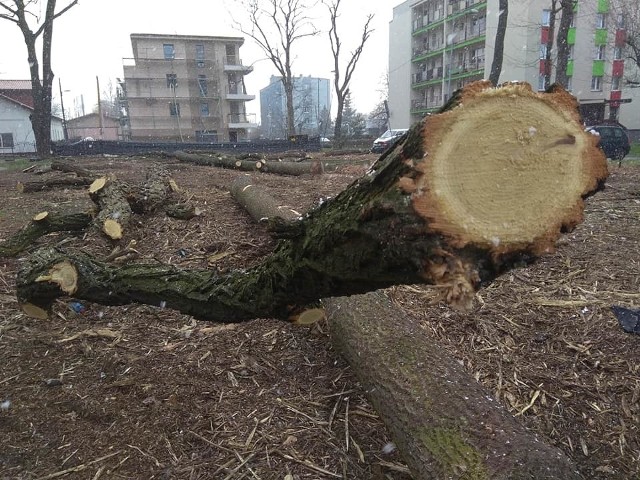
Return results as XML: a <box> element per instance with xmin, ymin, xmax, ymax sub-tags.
<box><xmin>103</xmin><ymin>219</ymin><xmax>123</xmax><ymax>240</ymax></box>
<box><xmin>406</xmin><ymin>81</ymin><xmax>608</xmax><ymax>256</ymax></box>
<box><xmin>89</xmin><ymin>176</ymin><xmax>108</xmax><ymax>194</ymax></box>
<box><xmin>35</xmin><ymin>260</ymin><xmax>78</xmax><ymax>294</ymax></box>
<box><xmin>33</xmin><ymin>211</ymin><xmax>49</xmax><ymax>222</ymax></box>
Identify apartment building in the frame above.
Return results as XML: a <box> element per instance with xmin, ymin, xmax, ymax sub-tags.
<box><xmin>389</xmin><ymin>0</ymin><xmax>628</xmax><ymax>127</ymax></box>
<box><xmin>259</xmin><ymin>75</ymin><xmax>332</xmax><ymax>139</ymax></box>
<box><xmin>120</xmin><ymin>33</ymin><xmax>257</xmax><ymax>143</ymax></box>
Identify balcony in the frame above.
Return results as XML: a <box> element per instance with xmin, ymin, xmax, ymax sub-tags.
<box><xmin>223</xmin><ymin>56</ymin><xmax>254</xmax><ymax>74</ymax></box>
<box><xmin>228</xmin><ymin>113</ymin><xmax>258</xmax><ymax>129</ymax></box>
<box><xmin>225</xmin><ymin>84</ymin><xmax>255</xmax><ymax>101</ymax></box>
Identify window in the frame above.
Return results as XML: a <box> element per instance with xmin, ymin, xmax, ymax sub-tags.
<box><xmin>200</xmin><ymin>103</ymin><xmax>210</xmax><ymax>116</ymax></box>
<box><xmin>542</xmin><ymin>9</ymin><xmax>551</xmax><ymax>26</ymax></box>
<box><xmin>595</xmin><ymin>13</ymin><xmax>606</xmax><ymax>29</ymax></box>
<box><xmin>566</xmin><ymin>76</ymin><xmax>573</xmax><ymax>92</ymax></box>
<box><xmin>163</xmin><ymin>43</ymin><xmax>175</xmax><ymax>60</ymax></box>
<box><xmin>616</xmin><ymin>14</ymin><xmax>625</xmax><ymax>28</ymax></box>
<box><xmin>0</xmin><ymin>132</ymin><xmax>14</xmax><ymax>148</ymax></box>
<box><xmin>166</xmin><ymin>73</ymin><xmax>178</xmax><ymax>88</ymax></box>
<box><xmin>614</xmin><ymin>46</ymin><xmax>623</xmax><ymax>59</ymax></box>
<box><xmin>198</xmin><ymin>75</ymin><xmax>208</xmax><ymax>96</ymax></box>
<box><xmin>169</xmin><ymin>102</ymin><xmax>181</xmax><ymax>116</ymax></box>
<box><xmin>538</xmin><ymin>74</ymin><xmax>547</xmax><ymax>91</ymax></box>
<box><xmin>569</xmin><ymin>12</ymin><xmax>576</xmax><ymax>28</ymax></box>
<box><xmin>540</xmin><ymin>44</ymin><xmax>548</xmax><ymax>59</ymax></box>
<box><xmin>568</xmin><ymin>45</ymin><xmax>574</xmax><ymax>59</ymax></box>
<box><xmin>612</xmin><ymin>76</ymin><xmax>621</xmax><ymax>90</ymax></box>
<box><xmin>594</xmin><ymin>45</ymin><xmax>605</xmax><ymax>60</ymax></box>
<box><xmin>591</xmin><ymin>76</ymin><xmax>602</xmax><ymax>91</ymax></box>
<box><xmin>195</xmin><ymin>44</ymin><xmax>205</xmax><ymax>67</ymax></box>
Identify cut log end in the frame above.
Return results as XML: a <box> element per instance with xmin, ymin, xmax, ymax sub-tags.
<box><xmin>89</xmin><ymin>176</ymin><xmax>108</xmax><ymax>194</ymax></box>
<box><xmin>291</xmin><ymin>307</ymin><xmax>326</xmax><ymax>325</ymax></box>
<box><xmin>16</xmin><ymin>182</ymin><xmax>25</xmax><ymax>193</ymax></box>
<box><xmin>35</xmin><ymin>260</ymin><xmax>78</xmax><ymax>294</ymax></box>
<box><xmin>408</xmin><ymin>81</ymin><xmax>607</xmax><ymax>256</ymax></box>
<box><xmin>21</xmin><ymin>303</ymin><xmax>49</xmax><ymax>320</ymax></box>
<box><xmin>33</xmin><ymin>211</ymin><xmax>49</xmax><ymax>222</ymax></box>
<box><xmin>103</xmin><ymin>219</ymin><xmax>123</xmax><ymax>240</ymax></box>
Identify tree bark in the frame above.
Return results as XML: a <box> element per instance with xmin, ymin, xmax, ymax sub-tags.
<box><xmin>488</xmin><ymin>0</ymin><xmax>509</xmax><ymax>86</ymax></box>
<box><xmin>324</xmin><ymin>293</ymin><xmax>581</xmax><ymax>480</ymax></box>
<box><xmin>555</xmin><ymin>0</ymin><xmax>575</xmax><ymax>88</ymax></box>
<box><xmin>230</xmin><ymin>175</ymin><xmax>301</xmax><ymax>224</ymax></box>
<box><xmin>17</xmin><ymin>81</ymin><xmax>607</xmax><ymax>321</ymax></box>
<box><xmin>0</xmin><ymin>211</ymin><xmax>92</xmax><ymax>257</ymax></box>
<box><xmin>17</xmin><ymin>176</ymin><xmax>93</xmax><ymax>193</ymax></box>
<box><xmin>51</xmin><ymin>159</ymin><xmax>95</xmax><ymax>178</ymax></box>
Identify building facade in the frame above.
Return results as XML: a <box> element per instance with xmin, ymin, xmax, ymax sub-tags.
<box><xmin>389</xmin><ymin>0</ymin><xmax>629</xmax><ymax>128</ymax></box>
<box><xmin>120</xmin><ymin>33</ymin><xmax>257</xmax><ymax>143</ymax></box>
<box><xmin>260</xmin><ymin>75</ymin><xmax>331</xmax><ymax>139</ymax></box>
<box><xmin>66</xmin><ymin>113</ymin><xmax>121</xmax><ymax>141</ymax></box>
<box><xmin>0</xmin><ymin>80</ymin><xmax>64</xmax><ymax>154</ymax></box>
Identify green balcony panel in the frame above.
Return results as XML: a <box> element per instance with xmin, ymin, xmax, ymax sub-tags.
<box><xmin>597</xmin><ymin>0</ymin><xmax>609</xmax><ymax>13</ymax></box>
<box><xmin>595</xmin><ymin>29</ymin><xmax>608</xmax><ymax>45</ymax></box>
<box><xmin>567</xmin><ymin>27</ymin><xmax>576</xmax><ymax>45</ymax></box>
<box><xmin>592</xmin><ymin>60</ymin><xmax>605</xmax><ymax>76</ymax></box>
<box><xmin>566</xmin><ymin>60</ymin><xmax>574</xmax><ymax>76</ymax></box>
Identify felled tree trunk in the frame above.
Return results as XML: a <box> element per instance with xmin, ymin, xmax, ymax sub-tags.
<box><xmin>230</xmin><ymin>174</ymin><xmax>581</xmax><ymax>478</ymax></box>
<box><xmin>17</xmin><ymin>82</ymin><xmax>607</xmax><ymax>322</ymax></box>
<box><xmin>324</xmin><ymin>293</ymin><xmax>581</xmax><ymax>479</ymax></box>
<box><xmin>51</xmin><ymin>159</ymin><xmax>95</xmax><ymax>178</ymax></box>
<box><xmin>172</xmin><ymin>150</ymin><xmax>323</xmax><ymax>176</ymax></box>
<box><xmin>88</xmin><ymin>177</ymin><xmax>132</xmax><ymax>240</ymax></box>
<box><xmin>17</xmin><ymin>176</ymin><xmax>93</xmax><ymax>193</ymax></box>
<box><xmin>0</xmin><ymin>211</ymin><xmax>92</xmax><ymax>257</ymax></box>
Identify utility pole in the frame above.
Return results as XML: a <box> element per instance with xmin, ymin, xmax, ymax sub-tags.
<box><xmin>59</xmin><ymin>78</ymin><xmax>68</xmax><ymax>140</ymax></box>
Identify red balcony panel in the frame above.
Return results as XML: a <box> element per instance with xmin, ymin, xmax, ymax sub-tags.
<box><xmin>539</xmin><ymin>60</ymin><xmax>547</xmax><ymax>74</ymax></box>
<box><xmin>615</xmin><ymin>29</ymin><xmax>626</xmax><ymax>46</ymax></box>
<box><xmin>610</xmin><ymin>90</ymin><xmax>622</xmax><ymax>100</ymax></box>
<box><xmin>612</xmin><ymin>60</ymin><xmax>625</xmax><ymax>77</ymax></box>
<box><xmin>541</xmin><ymin>27</ymin><xmax>549</xmax><ymax>44</ymax></box>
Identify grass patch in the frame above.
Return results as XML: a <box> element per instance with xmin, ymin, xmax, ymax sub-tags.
<box><xmin>0</xmin><ymin>158</ymin><xmax>50</xmax><ymax>172</ymax></box>
<box><xmin>630</xmin><ymin>142</ymin><xmax>640</xmax><ymax>157</ymax></box>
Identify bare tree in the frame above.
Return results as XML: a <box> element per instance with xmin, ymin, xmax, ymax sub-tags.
<box><xmin>488</xmin><ymin>0</ymin><xmax>509</xmax><ymax>85</ymax></box>
<box><xmin>0</xmin><ymin>0</ymin><xmax>78</xmax><ymax>157</ymax></box>
<box><xmin>325</xmin><ymin>0</ymin><xmax>373</xmax><ymax>140</ymax></box>
<box><xmin>543</xmin><ymin>0</ymin><xmax>560</xmax><ymax>89</ymax></box>
<box><xmin>234</xmin><ymin>0</ymin><xmax>318</xmax><ymax>137</ymax></box>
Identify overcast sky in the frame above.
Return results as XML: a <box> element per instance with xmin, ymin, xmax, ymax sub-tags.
<box><xmin>0</xmin><ymin>0</ymin><xmax>397</xmax><ymax>120</ymax></box>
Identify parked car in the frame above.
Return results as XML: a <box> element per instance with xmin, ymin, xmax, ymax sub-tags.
<box><xmin>586</xmin><ymin>124</ymin><xmax>631</xmax><ymax>161</ymax></box>
<box><xmin>371</xmin><ymin>129</ymin><xmax>409</xmax><ymax>154</ymax></box>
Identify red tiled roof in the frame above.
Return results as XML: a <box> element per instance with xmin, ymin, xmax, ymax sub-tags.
<box><xmin>0</xmin><ymin>79</ymin><xmax>34</xmax><ymax>108</ymax></box>
<box><xmin>0</xmin><ymin>79</ymin><xmax>33</xmax><ymax>90</ymax></box>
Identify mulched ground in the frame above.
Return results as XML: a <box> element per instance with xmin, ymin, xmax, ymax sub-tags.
<box><xmin>0</xmin><ymin>153</ymin><xmax>638</xmax><ymax>479</ymax></box>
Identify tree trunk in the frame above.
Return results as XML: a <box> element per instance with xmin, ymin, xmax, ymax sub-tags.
<box><xmin>544</xmin><ymin>0</ymin><xmax>558</xmax><ymax>88</ymax></box>
<box><xmin>0</xmin><ymin>211</ymin><xmax>92</xmax><ymax>257</ymax></box>
<box><xmin>230</xmin><ymin>175</ymin><xmax>302</xmax><ymax>225</ymax></box>
<box><xmin>51</xmin><ymin>159</ymin><xmax>95</xmax><ymax>178</ymax></box>
<box><xmin>333</xmin><ymin>95</ymin><xmax>345</xmax><ymax>140</ymax></box>
<box><xmin>17</xmin><ymin>81</ymin><xmax>607</xmax><ymax>321</ymax></box>
<box><xmin>324</xmin><ymin>292</ymin><xmax>581</xmax><ymax>480</ymax></box>
<box><xmin>171</xmin><ymin>151</ymin><xmax>323</xmax><ymax>176</ymax></box>
<box><xmin>555</xmin><ymin>0</ymin><xmax>574</xmax><ymax>88</ymax></box>
<box><xmin>488</xmin><ymin>0</ymin><xmax>509</xmax><ymax>86</ymax></box>
<box><xmin>227</xmin><ymin>167</ymin><xmax>580</xmax><ymax>478</ymax></box>
<box><xmin>17</xmin><ymin>176</ymin><xmax>93</xmax><ymax>193</ymax></box>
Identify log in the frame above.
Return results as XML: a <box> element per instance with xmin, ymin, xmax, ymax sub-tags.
<box><xmin>51</xmin><ymin>159</ymin><xmax>95</xmax><ymax>178</ymax></box>
<box><xmin>127</xmin><ymin>164</ymin><xmax>172</xmax><ymax>214</ymax></box>
<box><xmin>17</xmin><ymin>175</ymin><xmax>93</xmax><ymax>193</ymax></box>
<box><xmin>172</xmin><ymin>150</ymin><xmax>323</xmax><ymax>176</ymax></box>
<box><xmin>88</xmin><ymin>176</ymin><xmax>132</xmax><ymax>240</ymax></box>
<box><xmin>229</xmin><ymin>170</ymin><xmax>580</xmax><ymax>478</ymax></box>
<box><xmin>17</xmin><ymin>82</ymin><xmax>607</xmax><ymax>321</ymax></box>
<box><xmin>230</xmin><ymin>175</ymin><xmax>302</xmax><ymax>224</ymax></box>
<box><xmin>324</xmin><ymin>293</ymin><xmax>580</xmax><ymax>479</ymax></box>
<box><xmin>0</xmin><ymin>211</ymin><xmax>93</xmax><ymax>257</ymax></box>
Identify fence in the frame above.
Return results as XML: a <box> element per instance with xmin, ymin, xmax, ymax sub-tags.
<box><xmin>52</xmin><ymin>138</ymin><xmax>324</xmax><ymax>156</ymax></box>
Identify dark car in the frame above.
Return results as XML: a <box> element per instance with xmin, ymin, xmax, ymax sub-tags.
<box><xmin>586</xmin><ymin>125</ymin><xmax>631</xmax><ymax>161</ymax></box>
<box><xmin>371</xmin><ymin>129</ymin><xmax>408</xmax><ymax>154</ymax></box>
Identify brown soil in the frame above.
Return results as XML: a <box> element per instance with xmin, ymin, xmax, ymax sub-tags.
<box><xmin>0</xmin><ymin>154</ymin><xmax>638</xmax><ymax>479</ymax></box>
